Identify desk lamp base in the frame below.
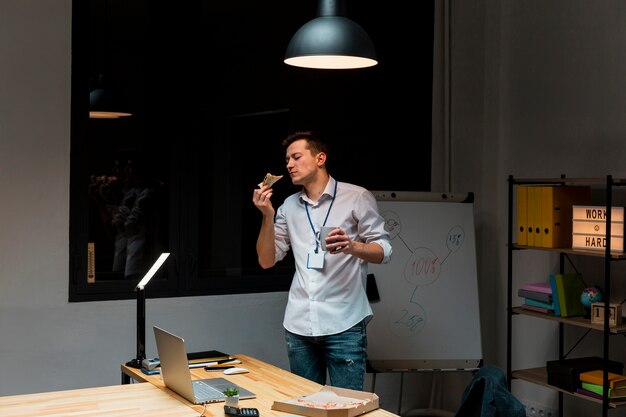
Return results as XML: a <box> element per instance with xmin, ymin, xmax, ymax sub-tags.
<box><xmin>125</xmin><ymin>358</ymin><xmax>143</xmax><ymax>369</ymax></box>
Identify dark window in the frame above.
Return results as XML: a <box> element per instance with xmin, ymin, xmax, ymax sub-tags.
<box><xmin>70</xmin><ymin>0</ymin><xmax>434</xmax><ymax>302</ymax></box>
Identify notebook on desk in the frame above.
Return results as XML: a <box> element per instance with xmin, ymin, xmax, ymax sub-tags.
<box><xmin>153</xmin><ymin>325</ymin><xmax>256</xmax><ymax>404</ymax></box>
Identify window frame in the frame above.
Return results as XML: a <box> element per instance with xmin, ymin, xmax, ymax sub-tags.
<box><xmin>69</xmin><ymin>0</ymin><xmax>435</xmax><ymax>302</ymax></box>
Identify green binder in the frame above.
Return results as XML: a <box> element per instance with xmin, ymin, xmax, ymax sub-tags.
<box><xmin>554</xmin><ymin>273</ymin><xmax>586</xmax><ymax>317</ymax></box>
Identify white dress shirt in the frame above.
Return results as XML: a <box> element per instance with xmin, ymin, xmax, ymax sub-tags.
<box><xmin>274</xmin><ymin>176</ymin><xmax>392</xmax><ymax>336</ymax></box>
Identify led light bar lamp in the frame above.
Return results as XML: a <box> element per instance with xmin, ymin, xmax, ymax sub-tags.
<box><xmin>125</xmin><ymin>252</ymin><xmax>170</xmax><ymax>369</ymax></box>
<box><xmin>284</xmin><ymin>0</ymin><xmax>377</xmax><ymax>69</ymax></box>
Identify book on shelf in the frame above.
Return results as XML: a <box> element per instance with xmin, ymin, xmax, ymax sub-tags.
<box><xmin>581</xmin><ymin>382</ymin><xmax>626</xmax><ymax>399</ymax></box>
<box><xmin>523</xmin><ymin>297</ymin><xmax>554</xmax><ymax>310</ymax></box>
<box><xmin>517</xmin><ymin>288</ymin><xmax>552</xmax><ymax>303</ymax></box>
<box><xmin>580</xmin><ymin>370</ymin><xmax>626</xmax><ymax>389</ymax></box>
<box><xmin>554</xmin><ymin>273</ymin><xmax>586</xmax><ymax>317</ymax></box>
<box><xmin>576</xmin><ymin>387</ymin><xmax>604</xmax><ymax>400</ymax></box>
<box><xmin>549</xmin><ymin>274</ymin><xmax>561</xmax><ymax>316</ymax></box>
<box><xmin>521</xmin><ymin>304</ymin><xmax>553</xmax><ymax>314</ymax></box>
<box><xmin>521</xmin><ymin>282</ymin><xmax>552</xmax><ymax>294</ymax></box>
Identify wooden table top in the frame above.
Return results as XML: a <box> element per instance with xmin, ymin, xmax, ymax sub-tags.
<box><xmin>0</xmin><ymin>382</ymin><xmax>200</xmax><ymax>417</ymax></box>
<box><xmin>121</xmin><ymin>353</ymin><xmax>399</xmax><ymax>417</ymax></box>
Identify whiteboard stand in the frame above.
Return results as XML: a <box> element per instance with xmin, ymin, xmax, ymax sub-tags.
<box><xmin>370</xmin><ymin>371</ymin><xmax>405</xmax><ymax>415</ymax></box>
<box><xmin>366</xmin><ymin>191</ymin><xmax>481</xmax><ymax>417</ymax></box>
<box><xmin>370</xmin><ymin>371</ymin><xmax>456</xmax><ymax>417</ymax></box>
<box><xmin>401</xmin><ymin>371</ymin><xmax>455</xmax><ymax>417</ymax></box>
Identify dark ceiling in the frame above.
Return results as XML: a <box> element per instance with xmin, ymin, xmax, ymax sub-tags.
<box><xmin>78</xmin><ymin>0</ymin><xmax>435</xmax><ymax>190</ymax></box>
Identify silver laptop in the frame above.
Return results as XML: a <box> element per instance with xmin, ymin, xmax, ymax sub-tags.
<box><xmin>153</xmin><ymin>325</ymin><xmax>256</xmax><ymax>404</ymax></box>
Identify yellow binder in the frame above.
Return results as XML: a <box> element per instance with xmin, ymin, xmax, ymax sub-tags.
<box><xmin>526</xmin><ymin>185</ymin><xmax>535</xmax><ymax>246</ymax></box>
<box><xmin>540</xmin><ymin>186</ymin><xmax>554</xmax><ymax>248</ymax></box>
<box><xmin>533</xmin><ymin>186</ymin><xmax>542</xmax><ymax>247</ymax></box>
<box><xmin>516</xmin><ymin>186</ymin><xmax>527</xmax><ymax>245</ymax></box>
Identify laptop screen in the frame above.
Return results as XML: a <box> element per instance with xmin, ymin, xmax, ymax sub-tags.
<box><xmin>153</xmin><ymin>325</ymin><xmax>255</xmax><ymax>404</ymax></box>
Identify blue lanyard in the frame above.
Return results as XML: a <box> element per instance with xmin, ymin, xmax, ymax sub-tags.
<box><xmin>304</xmin><ymin>180</ymin><xmax>338</xmax><ymax>253</ymax></box>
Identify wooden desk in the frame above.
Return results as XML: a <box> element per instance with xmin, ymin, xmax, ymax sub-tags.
<box><xmin>0</xmin><ymin>382</ymin><xmax>200</xmax><ymax>417</ymax></box>
<box><xmin>121</xmin><ymin>353</ymin><xmax>399</xmax><ymax>417</ymax></box>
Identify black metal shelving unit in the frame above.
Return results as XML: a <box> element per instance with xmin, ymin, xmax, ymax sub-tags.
<box><xmin>507</xmin><ymin>175</ymin><xmax>626</xmax><ymax>417</ymax></box>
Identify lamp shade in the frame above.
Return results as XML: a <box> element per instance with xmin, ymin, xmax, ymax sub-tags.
<box><xmin>90</xmin><ymin>88</ymin><xmax>132</xmax><ymax>119</ymax></box>
<box><xmin>284</xmin><ymin>0</ymin><xmax>377</xmax><ymax>69</ymax></box>
<box><xmin>89</xmin><ymin>75</ymin><xmax>132</xmax><ymax>119</ymax></box>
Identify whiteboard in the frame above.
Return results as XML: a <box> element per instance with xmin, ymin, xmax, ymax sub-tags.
<box><xmin>366</xmin><ymin>191</ymin><xmax>482</xmax><ymax>372</ymax></box>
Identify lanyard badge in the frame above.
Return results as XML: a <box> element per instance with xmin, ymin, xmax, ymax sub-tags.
<box><xmin>304</xmin><ymin>181</ymin><xmax>338</xmax><ymax>269</ymax></box>
<box><xmin>304</xmin><ymin>180</ymin><xmax>338</xmax><ymax>253</ymax></box>
<box><xmin>307</xmin><ymin>251</ymin><xmax>325</xmax><ymax>269</ymax></box>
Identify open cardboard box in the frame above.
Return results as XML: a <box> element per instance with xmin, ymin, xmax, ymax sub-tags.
<box><xmin>271</xmin><ymin>386</ymin><xmax>379</xmax><ymax>417</ymax></box>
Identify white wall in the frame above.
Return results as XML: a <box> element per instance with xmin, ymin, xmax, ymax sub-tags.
<box><xmin>0</xmin><ymin>0</ymin><xmax>291</xmax><ymax>396</ymax></box>
<box><xmin>0</xmin><ymin>1</ymin><xmax>440</xmax><ymax>414</ymax></box>
<box><xmin>450</xmin><ymin>1</ymin><xmax>626</xmax><ymax>416</ymax></box>
<box><xmin>3</xmin><ymin>1</ymin><xmax>626</xmax><ymax>416</ymax></box>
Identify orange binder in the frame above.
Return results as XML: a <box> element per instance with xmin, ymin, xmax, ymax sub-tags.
<box><xmin>540</xmin><ymin>186</ymin><xmax>591</xmax><ymax>248</ymax></box>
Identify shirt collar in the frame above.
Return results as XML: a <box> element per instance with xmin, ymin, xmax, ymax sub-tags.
<box><xmin>299</xmin><ymin>176</ymin><xmax>336</xmax><ymax>205</ymax></box>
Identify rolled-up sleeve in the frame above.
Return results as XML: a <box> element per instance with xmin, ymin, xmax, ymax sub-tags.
<box><xmin>358</xmin><ymin>190</ymin><xmax>392</xmax><ymax>264</ymax></box>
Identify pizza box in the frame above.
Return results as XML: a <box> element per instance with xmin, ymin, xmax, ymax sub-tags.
<box><xmin>271</xmin><ymin>386</ymin><xmax>379</xmax><ymax>417</ymax></box>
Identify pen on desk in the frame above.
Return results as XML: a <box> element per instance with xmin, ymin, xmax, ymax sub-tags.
<box><xmin>216</xmin><ymin>358</ymin><xmax>237</xmax><ymax>364</ymax></box>
<box><xmin>205</xmin><ymin>365</ymin><xmax>235</xmax><ymax>371</ymax></box>
<box><xmin>204</xmin><ymin>359</ymin><xmax>240</xmax><ymax>367</ymax></box>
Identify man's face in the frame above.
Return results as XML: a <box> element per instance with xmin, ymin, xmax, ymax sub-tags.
<box><xmin>285</xmin><ymin>139</ymin><xmax>321</xmax><ymax>185</ymax></box>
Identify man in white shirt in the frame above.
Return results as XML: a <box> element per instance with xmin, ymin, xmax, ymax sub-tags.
<box><xmin>253</xmin><ymin>131</ymin><xmax>392</xmax><ymax>390</ymax></box>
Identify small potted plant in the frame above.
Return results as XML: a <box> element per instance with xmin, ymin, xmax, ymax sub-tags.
<box><xmin>223</xmin><ymin>387</ymin><xmax>240</xmax><ymax>407</ymax></box>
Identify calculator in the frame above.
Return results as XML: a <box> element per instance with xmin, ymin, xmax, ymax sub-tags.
<box><xmin>224</xmin><ymin>405</ymin><xmax>260</xmax><ymax>417</ymax></box>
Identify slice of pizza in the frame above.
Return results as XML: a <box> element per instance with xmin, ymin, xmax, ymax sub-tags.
<box><xmin>258</xmin><ymin>173</ymin><xmax>283</xmax><ymax>188</ymax></box>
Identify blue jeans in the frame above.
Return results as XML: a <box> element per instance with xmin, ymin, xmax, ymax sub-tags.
<box><xmin>285</xmin><ymin>320</ymin><xmax>367</xmax><ymax>390</ymax></box>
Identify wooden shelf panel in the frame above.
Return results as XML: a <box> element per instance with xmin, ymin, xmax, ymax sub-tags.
<box><xmin>510</xmin><ymin>177</ymin><xmax>626</xmax><ymax>185</ymax></box>
<box><xmin>512</xmin><ymin>367</ymin><xmax>626</xmax><ymax>408</ymax></box>
<box><xmin>512</xmin><ymin>307</ymin><xmax>626</xmax><ymax>333</ymax></box>
<box><xmin>512</xmin><ymin>243</ymin><xmax>626</xmax><ymax>259</ymax></box>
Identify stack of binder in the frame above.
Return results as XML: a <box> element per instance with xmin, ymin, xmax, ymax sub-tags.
<box><xmin>517</xmin><ymin>185</ymin><xmax>591</xmax><ymax>248</ymax></box>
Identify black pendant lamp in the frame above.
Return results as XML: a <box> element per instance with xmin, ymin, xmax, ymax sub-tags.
<box><xmin>284</xmin><ymin>0</ymin><xmax>377</xmax><ymax>69</ymax></box>
<box><xmin>89</xmin><ymin>0</ymin><xmax>131</xmax><ymax>119</ymax></box>
<box><xmin>89</xmin><ymin>74</ymin><xmax>132</xmax><ymax>119</ymax></box>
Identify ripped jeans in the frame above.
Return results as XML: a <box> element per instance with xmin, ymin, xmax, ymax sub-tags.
<box><xmin>285</xmin><ymin>320</ymin><xmax>367</xmax><ymax>390</ymax></box>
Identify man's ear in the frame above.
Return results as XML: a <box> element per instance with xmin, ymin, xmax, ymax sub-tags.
<box><xmin>317</xmin><ymin>152</ymin><xmax>326</xmax><ymax>167</ymax></box>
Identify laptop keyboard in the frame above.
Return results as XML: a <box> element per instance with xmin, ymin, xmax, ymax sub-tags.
<box><xmin>193</xmin><ymin>381</ymin><xmax>224</xmax><ymax>402</ymax></box>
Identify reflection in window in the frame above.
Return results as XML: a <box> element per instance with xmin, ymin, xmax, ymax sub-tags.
<box><xmin>88</xmin><ymin>154</ymin><xmax>168</xmax><ymax>281</ymax></box>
